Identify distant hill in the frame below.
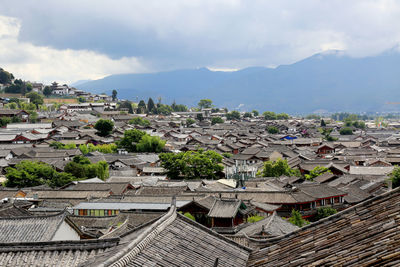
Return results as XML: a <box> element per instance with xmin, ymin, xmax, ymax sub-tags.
<box><xmin>76</xmin><ymin>50</ymin><xmax>400</xmax><ymax>113</ymax></box>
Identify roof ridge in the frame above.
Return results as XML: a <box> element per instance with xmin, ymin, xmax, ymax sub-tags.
<box><xmin>263</xmin><ymin>211</ymin><xmax>276</xmax><ymax>232</ymax></box>
<box><xmin>0</xmin><ymin>210</ymin><xmax>66</xmax><ymax>220</ymax></box>
<box><xmin>99</xmin><ymin>204</ymin><xmax>177</xmax><ymax>267</ymax></box>
<box><xmin>0</xmin><ymin>238</ymin><xmax>120</xmax><ymax>252</ymax></box>
<box><xmin>100</xmin><ymin>218</ymin><xmax>129</xmax><ymax>240</ymax></box>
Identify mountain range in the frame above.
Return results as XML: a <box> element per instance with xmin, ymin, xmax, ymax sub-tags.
<box><xmin>75</xmin><ymin>49</ymin><xmax>400</xmax><ymax>114</ymax></box>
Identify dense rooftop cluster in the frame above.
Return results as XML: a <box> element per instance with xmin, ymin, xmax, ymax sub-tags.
<box><xmin>0</xmin><ymin>81</ymin><xmax>400</xmax><ymax>264</ymax></box>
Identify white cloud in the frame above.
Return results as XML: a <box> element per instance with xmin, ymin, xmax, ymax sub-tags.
<box><xmin>1</xmin><ymin>1</ymin><xmax>400</xmax><ymax>78</ymax></box>
<box><xmin>0</xmin><ymin>15</ymin><xmax>146</xmax><ymax>84</ymax></box>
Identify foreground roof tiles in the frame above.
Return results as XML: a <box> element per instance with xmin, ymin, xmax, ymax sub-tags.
<box><xmin>248</xmin><ymin>187</ymin><xmax>400</xmax><ymax>266</ymax></box>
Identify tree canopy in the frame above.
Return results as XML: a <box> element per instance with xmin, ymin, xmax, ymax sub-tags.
<box><xmin>339</xmin><ymin>127</ymin><xmax>353</xmax><ymax>135</ymax></box>
<box><xmin>112</xmin><ymin>90</ymin><xmax>118</xmax><ymax>101</ymax></box>
<box><xmin>117</xmin><ymin>129</ymin><xmax>165</xmax><ymax>153</ymax></box>
<box><xmin>288</xmin><ymin>209</ymin><xmax>309</xmax><ymax>227</ymax></box>
<box><xmin>147</xmin><ymin>98</ymin><xmax>156</xmax><ymax>114</ymax></box>
<box><xmin>137</xmin><ymin>100</ymin><xmax>147</xmax><ymax>114</ymax></box>
<box><xmin>226</xmin><ymin>111</ymin><xmax>241</xmax><ymax>120</ymax></box>
<box><xmin>261</xmin><ymin>159</ymin><xmax>300</xmax><ymax>177</ymax></box>
<box><xmin>304</xmin><ymin>166</ymin><xmax>331</xmax><ymax>180</ymax></box>
<box><xmin>5</xmin><ymin>160</ymin><xmax>76</xmax><ymax>188</ymax></box>
<box><xmin>198</xmin><ymin>99</ymin><xmax>212</xmax><ymax>109</ymax></box>
<box><xmin>0</xmin><ymin>68</ymin><xmax>14</xmax><ymax>84</ymax></box>
<box><xmin>94</xmin><ymin>119</ymin><xmax>114</xmax><ymax>137</ymax></box>
<box><xmin>263</xmin><ymin>111</ymin><xmax>289</xmax><ymax>120</ymax></box>
<box><xmin>129</xmin><ymin>117</ymin><xmax>150</xmax><ymax>127</ymax></box>
<box><xmin>390</xmin><ymin>166</ymin><xmax>400</xmax><ymax>188</ymax></box>
<box><xmin>211</xmin><ymin>116</ymin><xmax>223</xmax><ymax>125</ymax></box>
<box><xmin>267</xmin><ymin>126</ymin><xmax>279</xmax><ymax>134</ymax></box>
<box><xmin>159</xmin><ymin>150</ymin><xmax>223</xmax><ymax>180</ymax></box>
<box><xmin>315</xmin><ymin>207</ymin><xmax>337</xmax><ymax>220</ymax></box>
<box><xmin>43</xmin><ymin>86</ymin><xmax>52</xmax><ymax>97</ymax></box>
<box><xmin>26</xmin><ymin>92</ymin><xmax>44</xmax><ymax>107</ymax></box>
<box><xmin>119</xmin><ymin>101</ymin><xmax>134</xmax><ymax>114</ymax></box>
<box><xmin>64</xmin><ymin>156</ymin><xmax>109</xmax><ymax>180</ymax></box>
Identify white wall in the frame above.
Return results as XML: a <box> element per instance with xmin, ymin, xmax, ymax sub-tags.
<box><xmin>52</xmin><ymin>221</ymin><xmax>81</xmax><ymax>241</ymax></box>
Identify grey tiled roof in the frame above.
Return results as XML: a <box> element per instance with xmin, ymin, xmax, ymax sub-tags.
<box><xmin>0</xmin><ymin>212</ymin><xmax>67</xmax><ymax>242</ymax></box>
<box><xmin>208</xmin><ymin>199</ymin><xmax>241</xmax><ymax>218</ymax></box>
<box><xmin>0</xmin><ymin>238</ymin><xmax>119</xmax><ymax>267</ymax></box>
<box><xmin>248</xmin><ymin>187</ymin><xmax>400</xmax><ymax>266</ymax></box>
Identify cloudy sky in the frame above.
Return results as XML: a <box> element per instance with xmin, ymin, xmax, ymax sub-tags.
<box><xmin>1</xmin><ymin>0</ymin><xmax>400</xmax><ymax>83</ymax></box>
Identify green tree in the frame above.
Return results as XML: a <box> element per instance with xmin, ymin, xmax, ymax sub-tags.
<box><xmin>159</xmin><ymin>150</ymin><xmax>223</xmax><ymax>180</ymax></box>
<box><xmin>222</xmin><ymin>152</ymin><xmax>232</xmax><ymax>158</ymax></box>
<box><xmin>64</xmin><ymin>156</ymin><xmax>109</xmax><ymax>180</ymax></box>
<box><xmin>136</xmin><ymin>135</ymin><xmax>166</xmax><ymax>153</ymax></box>
<box><xmin>0</xmin><ymin>117</ymin><xmax>11</xmax><ymax>127</ymax></box>
<box><xmin>252</xmin><ymin>110</ymin><xmax>259</xmax><ymax>117</ymax></box>
<box><xmin>48</xmin><ymin>172</ymin><xmax>76</xmax><ymax>188</ymax></box>
<box><xmin>339</xmin><ymin>127</ymin><xmax>353</xmax><ymax>135</ymax></box>
<box><xmin>263</xmin><ymin>111</ymin><xmax>277</xmax><ymax>120</ymax></box>
<box><xmin>267</xmin><ymin>126</ymin><xmax>279</xmax><ymax>134</ymax></box>
<box><xmin>157</xmin><ymin>104</ymin><xmax>173</xmax><ymax>115</ymax></box>
<box><xmin>198</xmin><ymin>99</ymin><xmax>212</xmax><ymax>109</ymax></box>
<box><xmin>390</xmin><ymin>166</ymin><xmax>400</xmax><ymax>188</ymax></box>
<box><xmin>171</xmin><ymin>102</ymin><xmax>188</xmax><ymax>112</ymax></box>
<box><xmin>5</xmin><ymin>160</ymin><xmax>75</xmax><ymax>188</ymax></box>
<box><xmin>315</xmin><ymin>207</ymin><xmax>337</xmax><ymax>220</ymax></box>
<box><xmin>147</xmin><ymin>98</ymin><xmax>156</xmax><ymax>114</ymax></box>
<box><xmin>78</xmin><ymin>97</ymin><xmax>86</xmax><ymax>103</ymax></box>
<box><xmin>26</xmin><ymin>92</ymin><xmax>44</xmax><ymax>107</ymax></box>
<box><xmin>276</xmin><ymin>113</ymin><xmax>290</xmax><ymax>120</ymax></box>
<box><xmin>94</xmin><ymin>119</ymin><xmax>114</xmax><ymax>137</ymax></box>
<box><xmin>43</xmin><ymin>86</ymin><xmax>52</xmax><ymax>97</ymax></box>
<box><xmin>304</xmin><ymin>166</ymin><xmax>331</xmax><ymax>180</ymax></box>
<box><xmin>8</xmin><ymin>102</ymin><xmax>17</xmax><ymax>109</ymax></box>
<box><xmin>319</xmin><ymin>128</ymin><xmax>337</xmax><ymax>141</ymax></box>
<box><xmin>79</xmin><ymin>144</ymin><xmax>90</xmax><ymax>155</ymax></box>
<box><xmin>247</xmin><ymin>215</ymin><xmax>264</xmax><ymax>223</ymax></box>
<box><xmin>137</xmin><ymin>100</ymin><xmax>147</xmax><ymax>114</ymax></box>
<box><xmin>0</xmin><ymin>68</ymin><xmax>14</xmax><ymax>84</ymax></box>
<box><xmin>5</xmin><ymin>84</ymin><xmax>23</xmax><ymax>94</ymax></box>
<box><xmin>116</xmin><ymin>129</ymin><xmax>147</xmax><ymax>152</ymax></box>
<box><xmin>112</xmin><ymin>90</ymin><xmax>118</xmax><ymax>101</ymax></box>
<box><xmin>29</xmin><ymin>111</ymin><xmax>39</xmax><ymax>123</ymax></box>
<box><xmin>261</xmin><ymin>159</ymin><xmax>300</xmax><ymax>177</ymax></box>
<box><xmin>96</xmin><ymin>161</ymin><xmax>109</xmax><ymax>180</ymax></box>
<box><xmin>226</xmin><ymin>111</ymin><xmax>241</xmax><ymax>120</ymax></box>
<box><xmin>186</xmin><ymin>118</ymin><xmax>196</xmax><ymax>127</ymax></box>
<box><xmin>196</xmin><ymin>113</ymin><xmax>204</xmax><ymax>121</ymax></box>
<box><xmin>288</xmin><ymin>209</ymin><xmax>309</xmax><ymax>227</ymax></box>
<box><xmin>321</xmin><ymin>119</ymin><xmax>326</xmax><ymax>127</ymax></box>
<box><xmin>5</xmin><ymin>161</ymin><xmax>50</xmax><ymax>187</ymax></box>
<box><xmin>211</xmin><ymin>116</ymin><xmax>224</xmax><ymax>125</ymax></box>
<box><xmin>352</xmin><ymin>121</ymin><xmax>366</xmax><ymax>129</ymax></box>
<box><xmin>129</xmin><ymin>117</ymin><xmax>150</xmax><ymax>127</ymax></box>
<box><xmin>118</xmin><ymin>101</ymin><xmax>134</xmax><ymax>113</ymax></box>
<box><xmin>243</xmin><ymin>112</ymin><xmax>252</xmax><ymax>118</ymax></box>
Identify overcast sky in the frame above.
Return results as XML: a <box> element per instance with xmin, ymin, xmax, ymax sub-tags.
<box><xmin>1</xmin><ymin>0</ymin><xmax>400</xmax><ymax>83</ymax></box>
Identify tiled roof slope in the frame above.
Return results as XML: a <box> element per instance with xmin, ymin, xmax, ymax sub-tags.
<box><xmin>248</xmin><ymin>187</ymin><xmax>400</xmax><ymax>266</ymax></box>
<box><xmin>0</xmin><ymin>212</ymin><xmax>68</xmax><ymax>243</ymax></box>
<box><xmin>83</xmin><ymin>204</ymin><xmax>252</xmax><ymax>267</ymax></box>
<box><xmin>125</xmin><ymin>215</ymin><xmax>251</xmax><ymax>267</ymax></box>
<box><xmin>0</xmin><ymin>238</ymin><xmax>119</xmax><ymax>267</ymax></box>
